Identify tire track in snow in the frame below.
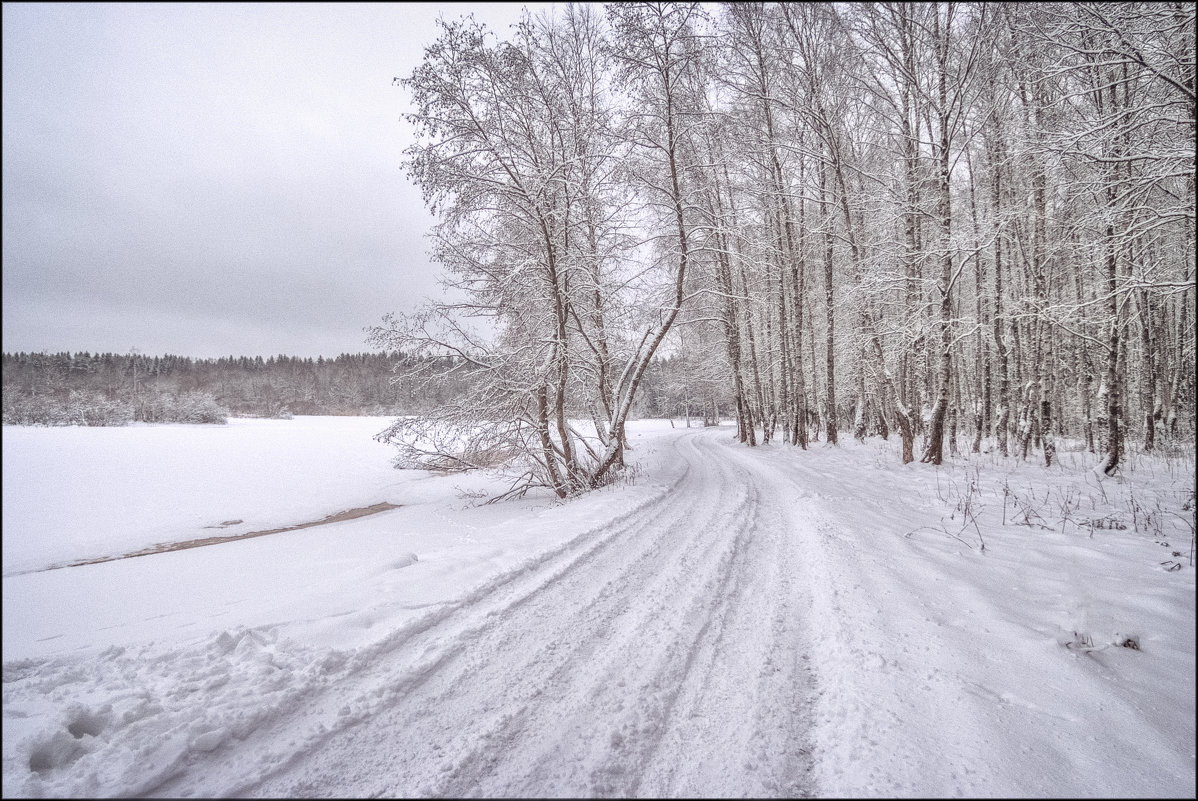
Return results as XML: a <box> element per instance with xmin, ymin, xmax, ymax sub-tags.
<box><xmin>135</xmin><ymin>435</ymin><xmax>699</xmax><ymax>798</ymax></box>
<box><xmin>142</xmin><ymin>429</ymin><xmax>818</xmax><ymax>798</ymax></box>
<box><xmin>402</xmin><ymin>435</ymin><xmax>758</xmax><ymax>797</ymax></box>
<box><xmin>635</xmin><ymin>435</ymin><xmax>816</xmax><ymax>798</ymax></box>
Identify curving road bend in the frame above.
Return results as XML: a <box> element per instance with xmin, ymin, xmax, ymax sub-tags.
<box><xmin>144</xmin><ymin>428</ymin><xmax>819</xmax><ymax>798</ymax></box>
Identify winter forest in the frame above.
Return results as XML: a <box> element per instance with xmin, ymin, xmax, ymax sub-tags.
<box><xmin>3</xmin><ymin>3</ymin><xmax>1196</xmax><ymax>797</ymax></box>
<box><xmin>369</xmin><ymin>1</ymin><xmax>1196</xmax><ymax>497</ymax></box>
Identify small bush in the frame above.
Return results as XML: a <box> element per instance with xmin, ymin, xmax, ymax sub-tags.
<box><xmin>136</xmin><ymin>390</ymin><xmax>228</xmax><ymax>424</ymax></box>
<box><xmin>2</xmin><ymin>389</ymin><xmax>133</xmax><ymax>426</ymax></box>
<box><xmin>67</xmin><ymin>391</ymin><xmax>135</xmax><ymax>426</ymax></box>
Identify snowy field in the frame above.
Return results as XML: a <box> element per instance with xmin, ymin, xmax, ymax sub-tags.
<box><xmin>2</xmin><ymin>416</ymin><xmax>1194</xmax><ymax>798</ymax></box>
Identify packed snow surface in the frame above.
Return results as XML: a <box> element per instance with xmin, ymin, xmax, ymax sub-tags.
<box><xmin>2</xmin><ymin>416</ymin><xmax>1194</xmax><ymax>797</ymax></box>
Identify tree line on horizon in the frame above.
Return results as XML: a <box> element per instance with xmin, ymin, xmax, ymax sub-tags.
<box><xmin>0</xmin><ymin>350</ymin><xmax>707</xmax><ymax>427</ymax></box>
<box><xmin>1</xmin><ymin>351</ymin><xmax>425</xmax><ymax>425</ymax></box>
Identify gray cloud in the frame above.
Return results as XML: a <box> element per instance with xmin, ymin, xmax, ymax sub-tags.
<box><xmin>2</xmin><ymin>2</ymin><xmax>540</xmax><ymax>358</ymax></box>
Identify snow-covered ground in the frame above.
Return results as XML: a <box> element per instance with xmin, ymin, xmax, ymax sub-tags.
<box><xmin>2</xmin><ymin>416</ymin><xmax>1194</xmax><ymax>797</ymax></box>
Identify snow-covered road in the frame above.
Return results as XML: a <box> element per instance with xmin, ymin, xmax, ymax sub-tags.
<box><xmin>146</xmin><ymin>430</ymin><xmax>818</xmax><ymax>798</ymax></box>
<box><xmin>5</xmin><ymin>420</ymin><xmax>1193</xmax><ymax>798</ymax></box>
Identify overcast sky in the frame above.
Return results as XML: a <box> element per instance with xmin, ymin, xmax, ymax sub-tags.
<box><xmin>2</xmin><ymin>2</ymin><xmax>547</xmax><ymax>359</ymax></box>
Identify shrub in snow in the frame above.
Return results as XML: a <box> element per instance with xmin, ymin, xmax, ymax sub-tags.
<box><xmin>170</xmin><ymin>391</ymin><xmax>229</xmax><ymax>424</ymax></box>
<box><xmin>136</xmin><ymin>390</ymin><xmax>229</xmax><ymax>424</ymax></box>
<box><xmin>2</xmin><ymin>387</ymin><xmax>56</xmax><ymax>425</ymax></box>
<box><xmin>66</xmin><ymin>390</ymin><xmax>135</xmax><ymax>426</ymax></box>
<box><xmin>2</xmin><ymin>389</ymin><xmax>134</xmax><ymax>426</ymax></box>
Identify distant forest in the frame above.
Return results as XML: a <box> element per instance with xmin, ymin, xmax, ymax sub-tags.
<box><xmin>0</xmin><ymin>350</ymin><xmax>710</xmax><ymax>427</ymax></box>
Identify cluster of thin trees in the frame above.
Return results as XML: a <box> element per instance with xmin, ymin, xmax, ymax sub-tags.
<box><xmin>372</xmin><ymin>1</ymin><xmax>1195</xmax><ymax>497</ymax></box>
